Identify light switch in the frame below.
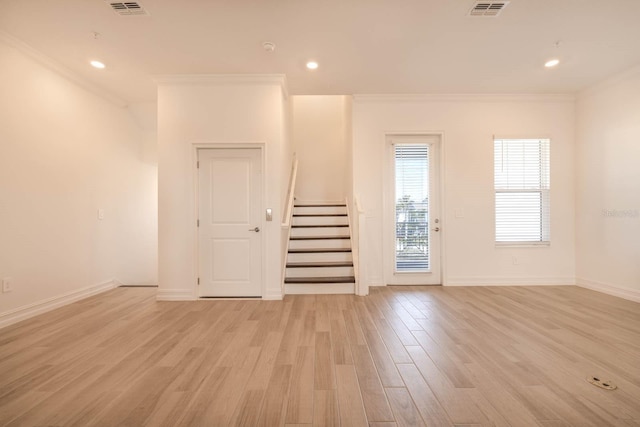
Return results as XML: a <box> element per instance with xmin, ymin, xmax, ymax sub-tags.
<box><xmin>455</xmin><ymin>208</ymin><xmax>464</xmax><ymax>218</ymax></box>
<box><xmin>2</xmin><ymin>278</ymin><xmax>13</xmax><ymax>293</ymax></box>
<box><xmin>98</xmin><ymin>209</ymin><xmax>105</xmax><ymax>220</ymax></box>
<box><xmin>266</xmin><ymin>208</ymin><xmax>272</xmax><ymax>221</ymax></box>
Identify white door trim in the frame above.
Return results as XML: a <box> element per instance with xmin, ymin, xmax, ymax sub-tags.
<box><xmin>192</xmin><ymin>142</ymin><xmax>266</xmax><ymax>299</ymax></box>
<box><xmin>383</xmin><ymin>132</ymin><xmax>447</xmax><ymax>286</ymax></box>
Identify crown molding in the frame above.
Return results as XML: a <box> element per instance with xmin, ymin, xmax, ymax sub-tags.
<box><xmin>0</xmin><ymin>30</ymin><xmax>129</xmax><ymax>108</ymax></box>
<box><xmin>154</xmin><ymin>74</ymin><xmax>289</xmax><ymax>99</ymax></box>
<box><xmin>352</xmin><ymin>93</ymin><xmax>575</xmax><ymax>104</ymax></box>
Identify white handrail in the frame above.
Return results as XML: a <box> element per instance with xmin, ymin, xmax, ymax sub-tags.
<box><xmin>282</xmin><ymin>153</ymin><xmax>298</xmax><ymax>226</ymax></box>
<box><xmin>281</xmin><ymin>154</ymin><xmax>298</xmax><ymax>291</ymax></box>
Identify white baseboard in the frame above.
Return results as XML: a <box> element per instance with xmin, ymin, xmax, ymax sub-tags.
<box><xmin>366</xmin><ymin>282</ymin><xmax>386</xmax><ymax>287</ymax></box>
<box><xmin>0</xmin><ymin>279</ymin><xmax>119</xmax><ymax>329</ymax></box>
<box><xmin>262</xmin><ymin>292</ymin><xmax>284</xmax><ymax>300</ymax></box>
<box><xmin>118</xmin><ymin>281</ymin><xmax>158</xmax><ymax>287</ymax></box>
<box><xmin>576</xmin><ymin>278</ymin><xmax>640</xmax><ymax>303</ymax></box>
<box><xmin>446</xmin><ymin>276</ymin><xmax>575</xmax><ymax>286</ymax></box>
<box><xmin>156</xmin><ymin>289</ymin><xmax>196</xmax><ymax>301</ymax></box>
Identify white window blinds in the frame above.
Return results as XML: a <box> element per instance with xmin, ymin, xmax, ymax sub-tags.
<box><xmin>394</xmin><ymin>144</ymin><xmax>430</xmax><ymax>271</ymax></box>
<box><xmin>494</xmin><ymin>138</ymin><xmax>550</xmax><ymax>243</ymax></box>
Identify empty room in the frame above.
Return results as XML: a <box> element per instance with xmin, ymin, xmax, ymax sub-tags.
<box><xmin>1</xmin><ymin>0</ymin><xmax>639</xmax><ymax>425</ymax></box>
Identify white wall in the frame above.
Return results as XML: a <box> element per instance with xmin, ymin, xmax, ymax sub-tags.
<box><xmin>576</xmin><ymin>67</ymin><xmax>640</xmax><ymax>301</ymax></box>
<box><xmin>0</xmin><ymin>39</ymin><xmax>157</xmax><ymax>324</ymax></box>
<box><xmin>157</xmin><ymin>76</ymin><xmax>287</xmax><ymax>300</ymax></box>
<box><xmin>353</xmin><ymin>95</ymin><xmax>576</xmax><ymax>287</ymax></box>
<box><xmin>292</xmin><ymin>96</ymin><xmax>349</xmax><ymax>202</ymax></box>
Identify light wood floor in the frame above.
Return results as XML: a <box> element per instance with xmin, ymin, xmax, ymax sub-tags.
<box><xmin>1</xmin><ymin>286</ymin><xmax>640</xmax><ymax>426</ymax></box>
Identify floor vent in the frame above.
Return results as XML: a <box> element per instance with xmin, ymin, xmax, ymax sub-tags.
<box><xmin>107</xmin><ymin>2</ymin><xmax>150</xmax><ymax>16</ymax></box>
<box><xmin>468</xmin><ymin>1</ymin><xmax>509</xmax><ymax>17</ymax></box>
<box><xmin>586</xmin><ymin>376</ymin><xmax>617</xmax><ymax>390</ymax></box>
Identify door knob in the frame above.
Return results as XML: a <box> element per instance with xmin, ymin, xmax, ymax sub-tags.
<box><xmin>249</xmin><ymin>227</ymin><xmax>260</xmax><ymax>232</ymax></box>
<box><xmin>433</xmin><ymin>227</ymin><xmax>440</xmax><ymax>232</ymax></box>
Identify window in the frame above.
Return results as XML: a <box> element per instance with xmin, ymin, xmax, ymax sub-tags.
<box><xmin>394</xmin><ymin>144</ymin><xmax>430</xmax><ymax>271</ymax></box>
<box><xmin>494</xmin><ymin>138</ymin><xmax>550</xmax><ymax>244</ymax></box>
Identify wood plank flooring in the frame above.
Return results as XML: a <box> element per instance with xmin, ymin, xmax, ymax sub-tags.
<box><xmin>1</xmin><ymin>285</ymin><xmax>640</xmax><ymax>426</ymax></box>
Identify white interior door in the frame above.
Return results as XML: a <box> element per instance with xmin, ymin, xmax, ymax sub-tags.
<box><xmin>385</xmin><ymin>135</ymin><xmax>441</xmax><ymax>285</ymax></box>
<box><xmin>198</xmin><ymin>148</ymin><xmax>262</xmax><ymax>297</ymax></box>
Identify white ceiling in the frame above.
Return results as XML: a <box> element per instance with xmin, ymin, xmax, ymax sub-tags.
<box><xmin>1</xmin><ymin>0</ymin><xmax>640</xmax><ymax>104</ymax></box>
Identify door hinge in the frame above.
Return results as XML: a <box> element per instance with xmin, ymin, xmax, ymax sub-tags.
<box><xmin>197</xmin><ymin>161</ymin><xmax>199</xmax><ymax>168</ymax></box>
<box><xmin>197</xmin><ymin>219</ymin><xmax>200</xmax><ymax>227</ymax></box>
<box><xmin>197</xmin><ymin>277</ymin><xmax>200</xmax><ymax>285</ymax></box>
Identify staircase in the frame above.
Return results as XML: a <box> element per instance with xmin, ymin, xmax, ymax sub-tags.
<box><xmin>284</xmin><ymin>203</ymin><xmax>355</xmax><ymax>294</ymax></box>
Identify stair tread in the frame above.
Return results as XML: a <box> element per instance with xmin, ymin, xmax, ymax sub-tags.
<box><xmin>287</xmin><ymin>261</ymin><xmax>354</xmax><ymax>268</ymax></box>
<box><xmin>292</xmin><ymin>225</ymin><xmax>348</xmax><ymax>228</ymax></box>
<box><xmin>288</xmin><ymin>248</ymin><xmax>352</xmax><ymax>253</ymax></box>
<box><xmin>290</xmin><ymin>236</ymin><xmax>350</xmax><ymax>240</ymax></box>
<box><xmin>284</xmin><ymin>276</ymin><xmax>356</xmax><ymax>284</ymax></box>
<box><xmin>293</xmin><ymin>214</ymin><xmax>347</xmax><ymax>217</ymax></box>
<box><xmin>295</xmin><ymin>204</ymin><xmax>346</xmax><ymax>207</ymax></box>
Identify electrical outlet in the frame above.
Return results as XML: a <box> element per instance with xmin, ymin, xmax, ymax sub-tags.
<box><xmin>2</xmin><ymin>278</ymin><xmax>13</xmax><ymax>293</ymax></box>
<box><xmin>512</xmin><ymin>256</ymin><xmax>519</xmax><ymax>265</ymax></box>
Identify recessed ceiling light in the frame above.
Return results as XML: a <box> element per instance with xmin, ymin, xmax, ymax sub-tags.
<box><xmin>263</xmin><ymin>42</ymin><xmax>276</xmax><ymax>52</ymax></box>
<box><xmin>306</xmin><ymin>61</ymin><xmax>318</xmax><ymax>70</ymax></box>
<box><xmin>90</xmin><ymin>60</ymin><xmax>106</xmax><ymax>69</ymax></box>
<box><xmin>545</xmin><ymin>59</ymin><xmax>560</xmax><ymax>68</ymax></box>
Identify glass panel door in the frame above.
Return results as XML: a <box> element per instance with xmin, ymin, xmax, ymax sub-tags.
<box><xmin>394</xmin><ymin>144</ymin><xmax>430</xmax><ymax>272</ymax></box>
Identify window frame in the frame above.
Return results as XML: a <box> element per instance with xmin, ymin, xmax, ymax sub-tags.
<box><xmin>493</xmin><ymin>137</ymin><xmax>551</xmax><ymax>246</ymax></box>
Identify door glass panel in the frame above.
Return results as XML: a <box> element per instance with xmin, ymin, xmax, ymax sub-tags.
<box><xmin>394</xmin><ymin>144</ymin><xmax>430</xmax><ymax>272</ymax></box>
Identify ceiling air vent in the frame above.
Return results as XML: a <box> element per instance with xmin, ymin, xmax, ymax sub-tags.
<box><xmin>107</xmin><ymin>2</ymin><xmax>149</xmax><ymax>16</ymax></box>
<box><xmin>469</xmin><ymin>1</ymin><xmax>509</xmax><ymax>16</ymax></box>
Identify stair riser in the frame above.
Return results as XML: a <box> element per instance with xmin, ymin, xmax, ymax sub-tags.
<box><xmin>287</xmin><ymin>252</ymin><xmax>353</xmax><ymax>263</ymax></box>
<box><xmin>292</xmin><ymin>216</ymin><xmax>348</xmax><ymax>226</ymax></box>
<box><xmin>286</xmin><ymin>266</ymin><xmax>354</xmax><ymax>278</ymax></box>
<box><xmin>285</xmin><ymin>283</ymin><xmax>355</xmax><ymax>295</ymax></box>
<box><xmin>294</xmin><ymin>206</ymin><xmax>347</xmax><ymax>215</ymax></box>
<box><xmin>288</xmin><ymin>239</ymin><xmax>351</xmax><ymax>250</ymax></box>
<box><xmin>290</xmin><ymin>227</ymin><xmax>349</xmax><ymax>237</ymax></box>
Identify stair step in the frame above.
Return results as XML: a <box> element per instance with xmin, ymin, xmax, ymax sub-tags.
<box><xmin>290</xmin><ymin>226</ymin><xmax>350</xmax><ymax>237</ymax></box>
<box><xmin>290</xmin><ymin>236</ymin><xmax>350</xmax><ymax>240</ymax></box>
<box><xmin>293</xmin><ymin>214</ymin><xmax>348</xmax><ymax>217</ymax></box>
<box><xmin>288</xmin><ymin>248</ymin><xmax>352</xmax><ymax>254</ymax></box>
<box><xmin>287</xmin><ymin>261</ymin><xmax>353</xmax><ymax>268</ymax></box>
<box><xmin>289</xmin><ymin>238</ymin><xmax>351</xmax><ymax>250</ymax></box>
<box><xmin>286</xmin><ymin>265</ymin><xmax>354</xmax><ymax>278</ymax></box>
<box><xmin>285</xmin><ymin>282</ymin><xmax>354</xmax><ymax>295</ymax></box>
<box><xmin>294</xmin><ymin>205</ymin><xmax>348</xmax><ymax>216</ymax></box>
<box><xmin>284</xmin><ymin>276</ymin><xmax>356</xmax><ymax>284</ymax></box>
<box><xmin>293</xmin><ymin>216</ymin><xmax>348</xmax><ymax>226</ymax></box>
<box><xmin>287</xmin><ymin>251</ymin><xmax>353</xmax><ymax>263</ymax></box>
<box><xmin>294</xmin><ymin>204</ymin><xmax>346</xmax><ymax>207</ymax></box>
<box><xmin>291</xmin><ymin>224</ymin><xmax>349</xmax><ymax>228</ymax></box>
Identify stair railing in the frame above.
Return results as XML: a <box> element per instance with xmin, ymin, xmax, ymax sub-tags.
<box><xmin>281</xmin><ymin>154</ymin><xmax>298</xmax><ymax>291</ymax></box>
<box><xmin>351</xmin><ymin>195</ymin><xmax>368</xmax><ymax>296</ymax></box>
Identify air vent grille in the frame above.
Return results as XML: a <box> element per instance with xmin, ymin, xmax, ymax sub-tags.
<box><xmin>469</xmin><ymin>1</ymin><xmax>509</xmax><ymax>16</ymax></box>
<box><xmin>108</xmin><ymin>2</ymin><xmax>149</xmax><ymax>16</ymax></box>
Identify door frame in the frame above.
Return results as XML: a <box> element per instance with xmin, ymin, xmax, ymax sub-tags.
<box><xmin>383</xmin><ymin>132</ymin><xmax>447</xmax><ymax>286</ymax></box>
<box><xmin>192</xmin><ymin>142</ymin><xmax>266</xmax><ymax>299</ymax></box>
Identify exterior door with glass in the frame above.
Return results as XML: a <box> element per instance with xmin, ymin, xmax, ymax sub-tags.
<box><xmin>386</xmin><ymin>135</ymin><xmax>441</xmax><ymax>285</ymax></box>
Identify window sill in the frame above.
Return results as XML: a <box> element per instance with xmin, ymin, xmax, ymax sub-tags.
<box><xmin>394</xmin><ymin>271</ymin><xmax>433</xmax><ymax>275</ymax></box>
<box><xmin>495</xmin><ymin>242</ymin><xmax>550</xmax><ymax>248</ymax></box>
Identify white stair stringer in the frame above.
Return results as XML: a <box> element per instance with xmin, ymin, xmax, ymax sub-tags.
<box><xmin>285</xmin><ymin>203</ymin><xmax>355</xmax><ymax>295</ymax></box>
